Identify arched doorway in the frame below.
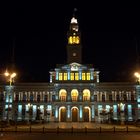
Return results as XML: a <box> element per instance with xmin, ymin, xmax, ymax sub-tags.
<box><xmin>60</xmin><ymin>107</ymin><xmax>66</xmax><ymax>122</ymax></box>
<box><xmin>83</xmin><ymin>107</ymin><xmax>89</xmax><ymax>122</ymax></box>
<box><xmin>72</xmin><ymin>107</ymin><xmax>78</xmax><ymax>122</ymax></box>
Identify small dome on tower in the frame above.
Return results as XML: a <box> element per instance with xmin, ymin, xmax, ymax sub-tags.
<box><xmin>71</xmin><ymin>17</ymin><xmax>78</xmax><ymax>24</ymax></box>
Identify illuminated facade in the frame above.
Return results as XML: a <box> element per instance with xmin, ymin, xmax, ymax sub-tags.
<box><xmin>0</xmin><ymin>13</ymin><xmax>140</xmax><ymax>123</ymax></box>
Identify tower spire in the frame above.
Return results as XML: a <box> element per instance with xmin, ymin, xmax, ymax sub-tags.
<box><xmin>73</xmin><ymin>8</ymin><xmax>77</xmax><ymax>17</ymax></box>
<box><xmin>66</xmin><ymin>9</ymin><xmax>82</xmax><ymax>64</ymax></box>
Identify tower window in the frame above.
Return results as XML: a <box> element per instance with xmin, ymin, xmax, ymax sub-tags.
<box><xmin>75</xmin><ymin>73</ymin><xmax>79</xmax><ymax>80</ymax></box>
<box><xmin>82</xmin><ymin>73</ymin><xmax>85</xmax><ymax>80</ymax></box>
<box><xmin>86</xmin><ymin>73</ymin><xmax>90</xmax><ymax>80</ymax></box>
<box><xmin>64</xmin><ymin>73</ymin><xmax>67</xmax><ymax>80</ymax></box>
<box><xmin>70</xmin><ymin>73</ymin><xmax>74</xmax><ymax>80</ymax></box>
<box><xmin>68</xmin><ymin>36</ymin><xmax>80</xmax><ymax>44</ymax></box>
<box><xmin>59</xmin><ymin>73</ymin><xmax>63</xmax><ymax>80</ymax></box>
<box><xmin>68</xmin><ymin>36</ymin><xmax>73</xmax><ymax>44</ymax></box>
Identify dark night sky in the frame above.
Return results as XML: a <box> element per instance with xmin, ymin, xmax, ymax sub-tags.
<box><xmin>0</xmin><ymin>1</ymin><xmax>140</xmax><ymax>83</ymax></box>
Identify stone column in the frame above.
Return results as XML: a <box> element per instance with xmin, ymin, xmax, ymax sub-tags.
<box><xmin>67</xmin><ymin>105</ymin><xmax>71</xmax><ymax>121</ymax></box>
<box><xmin>54</xmin><ymin>105</ymin><xmax>59</xmax><ymax>122</ymax></box>
<box><xmin>79</xmin><ymin>105</ymin><xmax>83</xmax><ymax>122</ymax></box>
<box><xmin>91</xmin><ymin>105</ymin><xmax>95</xmax><ymax>122</ymax></box>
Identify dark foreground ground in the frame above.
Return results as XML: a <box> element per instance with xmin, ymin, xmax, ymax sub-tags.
<box><xmin>1</xmin><ymin>133</ymin><xmax>140</xmax><ymax>140</ymax></box>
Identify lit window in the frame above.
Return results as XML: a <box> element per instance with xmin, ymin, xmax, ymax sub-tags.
<box><xmin>82</xmin><ymin>73</ymin><xmax>85</xmax><ymax>80</ymax></box>
<box><xmin>59</xmin><ymin>89</ymin><xmax>67</xmax><ymax>101</ymax></box>
<box><xmin>64</xmin><ymin>73</ymin><xmax>67</xmax><ymax>80</ymax></box>
<box><xmin>73</xmin><ymin>36</ymin><xmax>76</xmax><ymax>43</ymax></box>
<box><xmin>83</xmin><ymin>89</ymin><xmax>90</xmax><ymax>101</ymax></box>
<box><xmin>75</xmin><ymin>73</ymin><xmax>79</xmax><ymax>80</ymax></box>
<box><xmin>68</xmin><ymin>36</ymin><xmax>80</xmax><ymax>44</ymax></box>
<box><xmin>76</xmin><ymin>36</ymin><xmax>80</xmax><ymax>44</ymax></box>
<box><xmin>71</xmin><ymin>73</ymin><xmax>74</xmax><ymax>80</ymax></box>
<box><xmin>71</xmin><ymin>89</ymin><xmax>78</xmax><ymax>101</ymax></box>
<box><xmin>68</xmin><ymin>36</ymin><xmax>73</xmax><ymax>44</ymax></box>
<box><xmin>86</xmin><ymin>73</ymin><xmax>90</xmax><ymax>80</ymax></box>
<box><xmin>59</xmin><ymin>73</ymin><xmax>63</xmax><ymax>80</ymax></box>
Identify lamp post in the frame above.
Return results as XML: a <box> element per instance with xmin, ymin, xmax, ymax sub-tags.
<box><xmin>118</xmin><ymin>102</ymin><xmax>125</xmax><ymax>125</ymax></box>
<box><xmin>134</xmin><ymin>72</ymin><xmax>140</xmax><ymax>84</ymax></box>
<box><xmin>4</xmin><ymin>70</ymin><xmax>16</xmax><ymax>124</ymax></box>
<box><xmin>28</xmin><ymin>103</ymin><xmax>33</xmax><ymax>124</ymax></box>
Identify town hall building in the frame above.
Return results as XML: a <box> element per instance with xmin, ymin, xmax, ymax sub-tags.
<box><xmin>0</xmin><ymin>12</ymin><xmax>140</xmax><ymax>124</ymax></box>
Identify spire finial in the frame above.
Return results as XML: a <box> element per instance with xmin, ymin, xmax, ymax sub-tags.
<box><xmin>73</xmin><ymin>8</ymin><xmax>77</xmax><ymax>17</ymax></box>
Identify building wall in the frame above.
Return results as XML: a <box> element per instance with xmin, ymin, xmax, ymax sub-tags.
<box><xmin>0</xmin><ymin>82</ymin><xmax>139</xmax><ymax>123</ymax></box>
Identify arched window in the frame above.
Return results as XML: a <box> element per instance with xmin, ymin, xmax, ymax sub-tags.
<box><xmin>71</xmin><ymin>89</ymin><xmax>78</xmax><ymax>101</ymax></box>
<box><xmin>59</xmin><ymin>89</ymin><xmax>67</xmax><ymax>101</ymax></box>
<box><xmin>83</xmin><ymin>89</ymin><xmax>90</xmax><ymax>101</ymax></box>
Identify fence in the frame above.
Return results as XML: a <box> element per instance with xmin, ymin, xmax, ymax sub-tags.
<box><xmin>0</xmin><ymin>126</ymin><xmax>140</xmax><ymax>134</ymax></box>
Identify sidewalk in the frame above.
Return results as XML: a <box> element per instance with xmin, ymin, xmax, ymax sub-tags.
<box><xmin>1</xmin><ymin>122</ymin><xmax>140</xmax><ymax>133</ymax></box>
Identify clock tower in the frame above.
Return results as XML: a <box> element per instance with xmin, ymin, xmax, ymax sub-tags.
<box><xmin>67</xmin><ymin>10</ymin><xmax>82</xmax><ymax>64</ymax></box>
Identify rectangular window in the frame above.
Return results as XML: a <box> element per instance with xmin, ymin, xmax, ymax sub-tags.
<box><xmin>102</xmin><ymin>95</ymin><xmax>105</xmax><ymax>102</ymax></box>
<box><xmin>109</xmin><ymin>94</ymin><xmax>112</xmax><ymax>101</ymax></box>
<box><xmin>131</xmin><ymin>94</ymin><xmax>134</xmax><ymax>101</ymax></box>
<box><xmin>94</xmin><ymin>95</ymin><xmax>97</xmax><ymax>101</ymax></box>
<box><xmin>37</xmin><ymin>95</ymin><xmax>40</xmax><ymax>102</ymax></box>
<box><xmin>75</xmin><ymin>73</ymin><xmax>79</xmax><ymax>80</ymax></box>
<box><xmin>116</xmin><ymin>94</ymin><xmax>120</xmax><ymax>101</ymax></box>
<box><xmin>71</xmin><ymin>73</ymin><xmax>74</xmax><ymax>80</ymax></box>
<box><xmin>44</xmin><ymin>95</ymin><xmax>48</xmax><ymax>102</ymax></box>
<box><xmin>123</xmin><ymin>94</ymin><xmax>127</xmax><ymax>101</ymax></box>
<box><xmin>59</xmin><ymin>73</ymin><xmax>63</xmax><ymax>80</ymax></box>
<box><xmin>86</xmin><ymin>73</ymin><xmax>90</xmax><ymax>80</ymax></box>
<box><xmin>52</xmin><ymin>95</ymin><xmax>55</xmax><ymax>102</ymax></box>
<box><xmin>15</xmin><ymin>94</ymin><xmax>19</xmax><ymax>102</ymax></box>
<box><xmin>64</xmin><ymin>73</ymin><xmax>67</xmax><ymax>80</ymax></box>
<box><xmin>30</xmin><ymin>95</ymin><xmax>33</xmax><ymax>102</ymax></box>
<box><xmin>82</xmin><ymin>73</ymin><xmax>85</xmax><ymax>80</ymax></box>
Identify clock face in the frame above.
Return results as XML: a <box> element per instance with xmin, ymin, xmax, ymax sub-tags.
<box><xmin>73</xmin><ymin>53</ymin><xmax>76</xmax><ymax>56</ymax></box>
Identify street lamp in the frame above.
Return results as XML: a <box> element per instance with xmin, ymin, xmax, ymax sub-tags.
<box><xmin>27</xmin><ymin>103</ymin><xmax>33</xmax><ymax>124</ymax></box>
<box><xmin>118</xmin><ymin>102</ymin><xmax>125</xmax><ymax>124</ymax></box>
<box><xmin>4</xmin><ymin>70</ymin><xmax>17</xmax><ymax>124</ymax></box>
<box><xmin>134</xmin><ymin>72</ymin><xmax>140</xmax><ymax>84</ymax></box>
<box><xmin>4</xmin><ymin>71</ymin><xmax>16</xmax><ymax>86</ymax></box>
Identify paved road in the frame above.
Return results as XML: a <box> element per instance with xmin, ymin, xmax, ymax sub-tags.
<box><xmin>1</xmin><ymin>133</ymin><xmax>140</xmax><ymax>140</ymax></box>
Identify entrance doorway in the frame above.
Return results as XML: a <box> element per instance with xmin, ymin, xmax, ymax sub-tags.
<box><xmin>60</xmin><ymin>107</ymin><xmax>66</xmax><ymax>122</ymax></box>
<box><xmin>83</xmin><ymin>108</ymin><xmax>89</xmax><ymax>122</ymax></box>
<box><xmin>72</xmin><ymin>107</ymin><xmax>78</xmax><ymax>122</ymax></box>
